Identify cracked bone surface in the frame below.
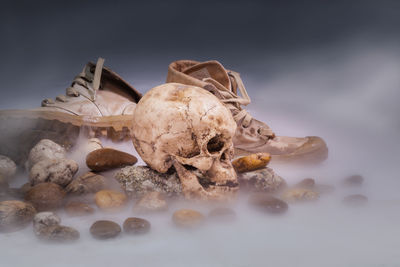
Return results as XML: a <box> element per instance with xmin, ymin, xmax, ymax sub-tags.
<box><xmin>131</xmin><ymin>83</ymin><xmax>238</xmax><ymax>201</ymax></box>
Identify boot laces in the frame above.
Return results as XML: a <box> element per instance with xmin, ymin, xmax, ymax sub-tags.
<box><xmin>203</xmin><ymin>70</ymin><xmax>274</xmax><ymax>139</ymax></box>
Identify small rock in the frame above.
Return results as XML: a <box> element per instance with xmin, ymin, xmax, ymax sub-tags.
<box><xmin>343</xmin><ymin>194</ymin><xmax>368</xmax><ymax>206</ymax></box>
<box><xmin>115</xmin><ymin>166</ymin><xmax>182</xmax><ymax>198</ymax></box>
<box><xmin>37</xmin><ymin>225</ymin><xmax>80</xmax><ymax>242</ymax></box>
<box><xmin>86</xmin><ymin>148</ymin><xmax>137</xmax><ymax>172</ymax></box>
<box><xmin>0</xmin><ymin>155</ymin><xmax>17</xmax><ymax>181</ymax></box>
<box><xmin>90</xmin><ymin>220</ymin><xmax>121</xmax><ymax>239</ymax></box>
<box><xmin>33</xmin><ymin>211</ymin><xmax>61</xmax><ymax>235</ymax></box>
<box><xmin>208</xmin><ymin>207</ymin><xmax>236</xmax><ymax>221</ymax></box>
<box><xmin>29</xmin><ymin>158</ymin><xmax>79</xmax><ymax>187</ymax></box>
<box><xmin>28</xmin><ymin>139</ymin><xmax>66</xmax><ymax>170</ymax></box>
<box><xmin>172</xmin><ymin>209</ymin><xmax>205</xmax><ymax>228</ymax></box>
<box><xmin>343</xmin><ymin>175</ymin><xmax>364</xmax><ymax>186</ymax></box>
<box><xmin>123</xmin><ymin>217</ymin><xmax>151</xmax><ymax>234</ymax></box>
<box><xmin>0</xmin><ymin>200</ymin><xmax>36</xmax><ymax>232</ymax></box>
<box><xmin>248</xmin><ymin>194</ymin><xmax>288</xmax><ymax>214</ymax></box>
<box><xmin>25</xmin><ymin>183</ymin><xmax>66</xmax><ymax>211</ymax></box>
<box><xmin>232</xmin><ymin>153</ymin><xmax>271</xmax><ymax>173</ymax></box>
<box><xmin>94</xmin><ymin>190</ymin><xmax>127</xmax><ymax>211</ymax></box>
<box><xmin>134</xmin><ymin>192</ymin><xmax>168</xmax><ymax>213</ymax></box>
<box><xmin>238</xmin><ymin>167</ymin><xmax>286</xmax><ymax>192</ymax></box>
<box><xmin>282</xmin><ymin>188</ymin><xmax>320</xmax><ymax>202</ymax></box>
<box><xmin>66</xmin><ymin>172</ymin><xmax>106</xmax><ymax>195</ymax></box>
<box><xmin>84</xmin><ymin>138</ymin><xmax>103</xmax><ymax>153</ymax></box>
<box><xmin>295</xmin><ymin>178</ymin><xmax>315</xmax><ymax>188</ymax></box>
<box><xmin>65</xmin><ymin>201</ymin><xmax>95</xmax><ymax>216</ymax></box>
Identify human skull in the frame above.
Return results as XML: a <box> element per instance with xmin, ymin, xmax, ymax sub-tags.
<box><xmin>131</xmin><ymin>83</ymin><xmax>238</xmax><ymax>201</ymax></box>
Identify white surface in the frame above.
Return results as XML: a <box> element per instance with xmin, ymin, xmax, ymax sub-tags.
<box><xmin>2</xmin><ymin>47</ymin><xmax>400</xmax><ymax>267</ymax></box>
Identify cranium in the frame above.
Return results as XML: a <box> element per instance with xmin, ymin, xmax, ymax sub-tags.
<box><xmin>131</xmin><ymin>83</ymin><xmax>238</xmax><ymax>201</ymax></box>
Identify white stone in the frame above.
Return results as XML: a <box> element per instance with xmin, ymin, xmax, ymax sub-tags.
<box><xmin>0</xmin><ymin>155</ymin><xmax>16</xmax><ymax>181</ymax></box>
<box><xmin>29</xmin><ymin>158</ymin><xmax>79</xmax><ymax>187</ymax></box>
<box><xmin>33</xmin><ymin>211</ymin><xmax>61</xmax><ymax>235</ymax></box>
<box><xmin>28</xmin><ymin>139</ymin><xmax>66</xmax><ymax>170</ymax></box>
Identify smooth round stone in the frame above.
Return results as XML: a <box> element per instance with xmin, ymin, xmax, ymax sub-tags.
<box><xmin>134</xmin><ymin>191</ymin><xmax>168</xmax><ymax>213</ymax></box>
<box><xmin>248</xmin><ymin>194</ymin><xmax>288</xmax><ymax>214</ymax></box>
<box><xmin>208</xmin><ymin>207</ymin><xmax>236</xmax><ymax>221</ymax></box>
<box><xmin>33</xmin><ymin>211</ymin><xmax>61</xmax><ymax>235</ymax></box>
<box><xmin>86</xmin><ymin>148</ymin><xmax>137</xmax><ymax>172</ymax></box>
<box><xmin>65</xmin><ymin>201</ymin><xmax>95</xmax><ymax>216</ymax></box>
<box><xmin>25</xmin><ymin>182</ymin><xmax>66</xmax><ymax>211</ymax></box>
<box><xmin>296</xmin><ymin>178</ymin><xmax>315</xmax><ymax>188</ymax></box>
<box><xmin>123</xmin><ymin>217</ymin><xmax>151</xmax><ymax>234</ymax></box>
<box><xmin>172</xmin><ymin>209</ymin><xmax>205</xmax><ymax>228</ymax></box>
<box><xmin>343</xmin><ymin>194</ymin><xmax>368</xmax><ymax>206</ymax></box>
<box><xmin>282</xmin><ymin>188</ymin><xmax>320</xmax><ymax>202</ymax></box>
<box><xmin>90</xmin><ymin>220</ymin><xmax>121</xmax><ymax>239</ymax></box>
<box><xmin>29</xmin><ymin>158</ymin><xmax>79</xmax><ymax>187</ymax></box>
<box><xmin>343</xmin><ymin>175</ymin><xmax>364</xmax><ymax>186</ymax></box>
<box><xmin>28</xmin><ymin>139</ymin><xmax>66</xmax><ymax>170</ymax></box>
<box><xmin>0</xmin><ymin>155</ymin><xmax>17</xmax><ymax>181</ymax></box>
<box><xmin>66</xmin><ymin>172</ymin><xmax>106</xmax><ymax>195</ymax></box>
<box><xmin>95</xmin><ymin>190</ymin><xmax>127</xmax><ymax>211</ymax></box>
<box><xmin>0</xmin><ymin>200</ymin><xmax>37</xmax><ymax>232</ymax></box>
<box><xmin>37</xmin><ymin>225</ymin><xmax>80</xmax><ymax>242</ymax></box>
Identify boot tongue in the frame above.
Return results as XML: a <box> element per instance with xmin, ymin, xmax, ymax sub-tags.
<box><xmin>182</xmin><ymin>61</ymin><xmax>231</xmax><ymax>91</ymax></box>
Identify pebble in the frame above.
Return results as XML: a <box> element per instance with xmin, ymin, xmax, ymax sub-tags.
<box><xmin>65</xmin><ymin>201</ymin><xmax>95</xmax><ymax>216</ymax></box>
<box><xmin>86</xmin><ymin>148</ymin><xmax>137</xmax><ymax>172</ymax></box>
<box><xmin>248</xmin><ymin>194</ymin><xmax>288</xmax><ymax>214</ymax></box>
<box><xmin>343</xmin><ymin>175</ymin><xmax>364</xmax><ymax>186</ymax></box>
<box><xmin>37</xmin><ymin>225</ymin><xmax>80</xmax><ymax>242</ymax></box>
<box><xmin>0</xmin><ymin>200</ymin><xmax>36</xmax><ymax>232</ymax></box>
<box><xmin>295</xmin><ymin>178</ymin><xmax>315</xmax><ymax>188</ymax></box>
<box><xmin>343</xmin><ymin>194</ymin><xmax>368</xmax><ymax>206</ymax></box>
<box><xmin>94</xmin><ymin>190</ymin><xmax>127</xmax><ymax>211</ymax></box>
<box><xmin>134</xmin><ymin>192</ymin><xmax>168</xmax><ymax>213</ymax></box>
<box><xmin>28</xmin><ymin>139</ymin><xmax>66</xmax><ymax>170</ymax></box>
<box><xmin>238</xmin><ymin>167</ymin><xmax>286</xmax><ymax>192</ymax></box>
<box><xmin>66</xmin><ymin>172</ymin><xmax>106</xmax><ymax>195</ymax></box>
<box><xmin>208</xmin><ymin>207</ymin><xmax>236</xmax><ymax>221</ymax></box>
<box><xmin>29</xmin><ymin>158</ymin><xmax>79</xmax><ymax>187</ymax></box>
<box><xmin>115</xmin><ymin>166</ymin><xmax>182</xmax><ymax>198</ymax></box>
<box><xmin>90</xmin><ymin>220</ymin><xmax>121</xmax><ymax>239</ymax></box>
<box><xmin>33</xmin><ymin>211</ymin><xmax>61</xmax><ymax>235</ymax></box>
<box><xmin>25</xmin><ymin>183</ymin><xmax>66</xmax><ymax>211</ymax></box>
<box><xmin>232</xmin><ymin>153</ymin><xmax>271</xmax><ymax>173</ymax></box>
<box><xmin>172</xmin><ymin>209</ymin><xmax>205</xmax><ymax>228</ymax></box>
<box><xmin>282</xmin><ymin>188</ymin><xmax>320</xmax><ymax>202</ymax></box>
<box><xmin>123</xmin><ymin>217</ymin><xmax>151</xmax><ymax>234</ymax></box>
<box><xmin>0</xmin><ymin>155</ymin><xmax>17</xmax><ymax>181</ymax></box>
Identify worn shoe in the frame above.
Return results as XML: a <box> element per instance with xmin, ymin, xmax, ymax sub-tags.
<box><xmin>166</xmin><ymin>60</ymin><xmax>328</xmax><ymax>162</ymax></box>
<box><xmin>0</xmin><ymin>58</ymin><xmax>142</xmax><ymax>164</ymax></box>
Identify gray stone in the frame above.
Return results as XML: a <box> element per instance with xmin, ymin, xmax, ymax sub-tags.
<box><xmin>29</xmin><ymin>158</ymin><xmax>79</xmax><ymax>187</ymax></box>
<box><xmin>66</xmin><ymin>172</ymin><xmax>106</xmax><ymax>195</ymax></box>
<box><xmin>238</xmin><ymin>167</ymin><xmax>286</xmax><ymax>192</ymax></box>
<box><xmin>37</xmin><ymin>225</ymin><xmax>80</xmax><ymax>242</ymax></box>
<box><xmin>28</xmin><ymin>139</ymin><xmax>66</xmax><ymax>170</ymax></box>
<box><xmin>33</xmin><ymin>211</ymin><xmax>61</xmax><ymax>235</ymax></box>
<box><xmin>115</xmin><ymin>166</ymin><xmax>182</xmax><ymax>198</ymax></box>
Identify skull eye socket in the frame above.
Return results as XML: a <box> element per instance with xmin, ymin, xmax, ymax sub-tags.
<box><xmin>207</xmin><ymin>135</ymin><xmax>225</xmax><ymax>154</ymax></box>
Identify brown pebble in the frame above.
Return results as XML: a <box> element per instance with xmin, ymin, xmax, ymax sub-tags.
<box><xmin>94</xmin><ymin>190</ymin><xmax>127</xmax><ymax>211</ymax></box>
<box><xmin>296</xmin><ymin>178</ymin><xmax>315</xmax><ymax>188</ymax></box>
<box><xmin>37</xmin><ymin>225</ymin><xmax>80</xmax><ymax>242</ymax></box>
<box><xmin>343</xmin><ymin>194</ymin><xmax>368</xmax><ymax>206</ymax></box>
<box><xmin>232</xmin><ymin>153</ymin><xmax>271</xmax><ymax>173</ymax></box>
<box><xmin>282</xmin><ymin>188</ymin><xmax>319</xmax><ymax>202</ymax></box>
<box><xmin>248</xmin><ymin>194</ymin><xmax>288</xmax><ymax>214</ymax></box>
<box><xmin>66</xmin><ymin>172</ymin><xmax>106</xmax><ymax>195</ymax></box>
<box><xmin>86</xmin><ymin>148</ymin><xmax>137</xmax><ymax>172</ymax></box>
<box><xmin>90</xmin><ymin>220</ymin><xmax>121</xmax><ymax>239</ymax></box>
<box><xmin>25</xmin><ymin>183</ymin><xmax>66</xmax><ymax>211</ymax></box>
<box><xmin>208</xmin><ymin>207</ymin><xmax>236</xmax><ymax>221</ymax></box>
<box><xmin>123</xmin><ymin>217</ymin><xmax>151</xmax><ymax>234</ymax></box>
<box><xmin>0</xmin><ymin>200</ymin><xmax>37</xmax><ymax>232</ymax></box>
<box><xmin>134</xmin><ymin>191</ymin><xmax>168</xmax><ymax>213</ymax></box>
<box><xmin>65</xmin><ymin>201</ymin><xmax>95</xmax><ymax>216</ymax></box>
<box><xmin>343</xmin><ymin>175</ymin><xmax>364</xmax><ymax>186</ymax></box>
<box><xmin>172</xmin><ymin>209</ymin><xmax>205</xmax><ymax>228</ymax></box>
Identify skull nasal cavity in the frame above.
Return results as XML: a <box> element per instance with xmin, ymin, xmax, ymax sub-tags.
<box><xmin>207</xmin><ymin>135</ymin><xmax>225</xmax><ymax>153</ymax></box>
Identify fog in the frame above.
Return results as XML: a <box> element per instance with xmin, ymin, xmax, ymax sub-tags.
<box><xmin>0</xmin><ymin>38</ymin><xmax>399</xmax><ymax>267</ymax></box>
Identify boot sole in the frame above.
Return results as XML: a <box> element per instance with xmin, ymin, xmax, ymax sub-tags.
<box><xmin>0</xmin><ymin>110</ymin><xmax>133</xmax><ymax>165</ymax></box>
